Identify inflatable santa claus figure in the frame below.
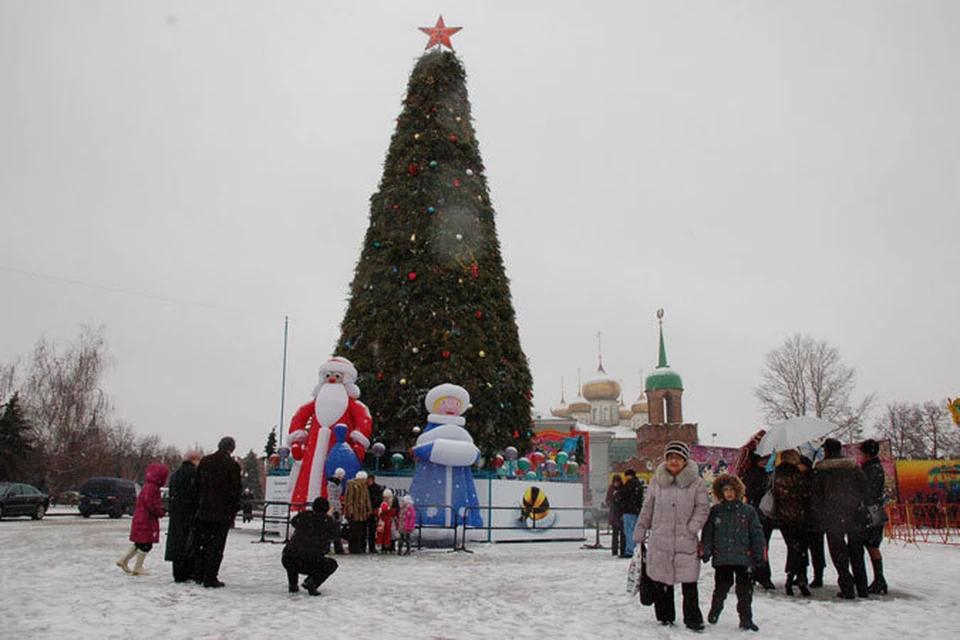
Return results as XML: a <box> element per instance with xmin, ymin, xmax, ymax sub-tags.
<box><xmin>287</xmin><ymin>357</ymin><xmax>372</xmax><ymax>510</ymax></box>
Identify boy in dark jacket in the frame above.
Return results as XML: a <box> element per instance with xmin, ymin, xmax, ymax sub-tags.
<box><xmin>282</xmin><ymin>497</ymin><xmax>339</xmax><ymax>596</ymax></box>
<box><xmin>701</xmin><ymin>474</ymin><xmax>766</xmax><ymax>632</ymax></box>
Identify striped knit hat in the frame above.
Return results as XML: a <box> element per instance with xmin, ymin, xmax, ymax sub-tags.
<box><xmin>664</xmin><ymin>440</ymin><xmax>690</xmax><ymax>461</ymax></box>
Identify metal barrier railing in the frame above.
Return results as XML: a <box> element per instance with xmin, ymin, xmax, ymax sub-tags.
<box><xmin>255</xmin><ymin>500</ymin><xmax>605</xmax><ymax>553</ymax></box>
<box><xmin>456</xmin><ymin>504</ymin><xmax>601</xmax><ymax>553</ymax></box>
<box><xmin>886</xmin><ymin>503</ymin><xmax>960</xmax><ymax>545</ymax></box>
<box><xmin>258</xmin><ymin>500</ymin><xmax>309</xmax><ymax>543</ymax></box>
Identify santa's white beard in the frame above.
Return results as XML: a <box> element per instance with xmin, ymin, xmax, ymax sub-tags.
<box><xmin>314</xmin><ymin>383</ymin><xmax>349</xmax><ymax>429</ymax></box>
<box><xmin>303</xmin><ymin>382</ymin><xmax>350</xmax><ymax>503</ymax></box>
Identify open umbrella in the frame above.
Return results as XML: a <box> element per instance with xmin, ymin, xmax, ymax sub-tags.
<box><xmin>755</xmin><ymin>416</ymin><xmax>837</xmax><ymax>456</ymax></box>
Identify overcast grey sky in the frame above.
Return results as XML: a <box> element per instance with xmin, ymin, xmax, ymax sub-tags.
<box><xmin>2</xmin><ymin>1</ymin><xmax>957</xmax><ymax>454</ymax></box>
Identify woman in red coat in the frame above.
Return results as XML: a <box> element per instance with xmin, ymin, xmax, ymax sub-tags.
<box><xmin>117</xmin><ymin>462</ymin><xmax>169</xmax><ymax>576</ymax></box>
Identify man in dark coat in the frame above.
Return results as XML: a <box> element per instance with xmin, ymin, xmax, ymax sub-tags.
<box><xmin>811</xmin><ymin>438</ymin><xmax>870</xmax><ymax>599</ymax></box>
<box><xmin>192</xmin><ymin>436</ymin><xmax>242</xmax><ymax>588</ymax></box>
<box><xmin>282</xmin><ymin>497</ymin><xmax>339</xmax><ymax>595</ymax></box>
<box><xmin>164</xmin><ymin>450</ymin><xmax>201</xmax><ymax>582</ymax></box>
<box><xmin>618</xmin><ymin>469</ymin><xmax>644</xmax><ymax>557</ymax></box>
<box><xmin>365</xmin><ymin>473</ymin><xmax>384</xmax><ymax>554</ymax></box>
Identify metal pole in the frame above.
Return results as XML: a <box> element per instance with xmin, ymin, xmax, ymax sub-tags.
<box><xmin>278</xmin><ymin>315</ymin><xmax>289</xmax><ymax>448</ymax></box>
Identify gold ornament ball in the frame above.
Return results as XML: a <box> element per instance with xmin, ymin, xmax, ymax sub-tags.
<box><xmin>400</xmin><ymin>378</ymin><xmax>407</xmax><ymax>385</ymax></box>
<box><xmin>479</xmin><ymin>350</ymin><xmax>486</xmax><ymax>358</ymax></box>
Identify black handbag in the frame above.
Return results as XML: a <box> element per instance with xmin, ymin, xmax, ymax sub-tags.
<box><xmin>639</xmin><ymin>543</ymin><xmax>655</xmax><ymax>606</ymax></box>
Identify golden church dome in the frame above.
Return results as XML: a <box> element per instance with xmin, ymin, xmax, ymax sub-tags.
<box><xmin>582</xmin><ymin>378</ymin><xmax>620</xmax><ymax>402</ymax></box>
<box><xmin>551</xmin><ymin>405</ymin><xmax>570</xmax><ymax>418</ymax></box>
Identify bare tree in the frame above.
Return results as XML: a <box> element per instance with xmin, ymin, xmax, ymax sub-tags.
<box><xmin>917</xmin><ymin>401</ymin><xmax>959</xmax><ymax>459</ymax></box>
<box><xmin>0</xmin><ymin>360</ymin><xmax>18</xmax><ymax>402</ymax></box>
<box><xmin>106</xmin><ymin>421</ymin><xmax>139</xmax><ymax>478</ymax></box>
<box><xmin>754</xmin><ymin>333</ymin><xmax>874</xmax><ymax>442</ymax></box>
<box><xmin>873</xmin><ymin>400</ymin><xmax>960</xmax><ymax>459</ymax></box>
<box><xmin>20</xmin><ymin>326</ymin><xmax>114</xmax><ymax>491</ymax></box>
<box><xmin>130</xmin><ymin>433</ymin><xmax>162</xmax><ymax>482</ymax></box>
<box><xmin>873</xmin><ymin>403</ymin><xmax>925</xmax><ymax>459</ymax></box>
<box><xmin>3</xmin><ymin>326</ymin><xmax>187</xmax><ymax>487</ymax></box>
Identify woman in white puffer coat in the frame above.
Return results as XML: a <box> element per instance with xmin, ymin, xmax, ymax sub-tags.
<box><xmin>633</xmin><ymin>441</ymin><xmax>710</xmax><ymax>631</ymax></box>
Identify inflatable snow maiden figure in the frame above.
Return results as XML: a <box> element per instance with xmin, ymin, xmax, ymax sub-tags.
<box><xmin>287</xmin><ymin>357</ymin><xmax>372</xmax><ymax>510</ymax></box>
<box><xmin>409</xmin><ymin>383</ymin><xmax>483</xmax><ymax>527</ymax></box>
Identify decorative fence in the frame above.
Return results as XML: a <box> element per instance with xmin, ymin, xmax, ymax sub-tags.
<box><xmin>884</xmin><ymin>503</ymin><xmax>960</xmax><ymax>545</ymax></box>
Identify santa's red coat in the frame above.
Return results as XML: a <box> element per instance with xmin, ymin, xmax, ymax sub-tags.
<box><xmin>287</xmin><ymin>397</ymin><xmax>372</xmax><ymax>503</ymax></box>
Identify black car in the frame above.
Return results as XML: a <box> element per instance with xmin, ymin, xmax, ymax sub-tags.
<box><xmin>79</xmin><ymin>477</ymin><xmax>140</xmax><ymax>518</ymax></box>
<box><xmin>0</xmin><ymin>482</ymin><xmax>50</xmax><ymax>520</ymax></box>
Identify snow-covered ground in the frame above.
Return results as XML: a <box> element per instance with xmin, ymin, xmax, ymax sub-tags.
<box><xmin>1</xmin><ymin>509</ymin><xmax>957</xmax><ymax>639</ymax></box>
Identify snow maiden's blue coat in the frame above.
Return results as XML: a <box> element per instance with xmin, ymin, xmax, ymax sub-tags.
<box><xmin>409</xmin><ymin>413</ymin><xmax>483</xmax><ymax>527</ymax></box>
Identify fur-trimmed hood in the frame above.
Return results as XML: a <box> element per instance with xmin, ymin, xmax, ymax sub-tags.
<box><xmin>652</xmin><ymin>459</ymin><xmax>700</xmax><ymax>489</ymax></box>
<box><xmin>816</xmin><ymin>456</ymin><xmax>858</xmax><ymax>471</ymax></box>
<box><xmin>710</xmin><ymin>473</ymin><xmax>745</xmax><ymax>502</ymax></box>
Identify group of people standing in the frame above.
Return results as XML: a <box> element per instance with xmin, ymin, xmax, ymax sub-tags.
<box><xmin>615</xmin><ymin>436</ymin><xmax>889</xmax><ymax>632</ymax></box>
<box><xmin>339</xmin><ymin>471</ymin><xmax>415</xmax><ymax>555</ymax></box>
<box><xmin>118</xmin><ymin>436</ymin><xmax>243</xmax><ymax>589</ymax></box>
<box><xmin>118</xmin><ymin>438</ymin><xmax>422</xmax><ymax>598</ymax></box>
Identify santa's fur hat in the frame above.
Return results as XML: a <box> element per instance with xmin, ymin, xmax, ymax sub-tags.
<box><xmin>425</xmin><ymin>383</ymin><xmax>471</xmax><ymax>413</ymax></box>
<box><xmin>314</xmin><ymin>356</ymin><xmax>361</xmax><ymax>398</ymax></box>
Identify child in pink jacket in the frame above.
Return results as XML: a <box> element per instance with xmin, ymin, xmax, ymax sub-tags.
<box><xmin>397</xmin><ymin>494</ymin><xmax>416</xmax><ymax>556</ymax></box>
<box><xmin>116</xmin><ymin>462</ymin><xmax>168</xmax><ymax>576</ymax></box>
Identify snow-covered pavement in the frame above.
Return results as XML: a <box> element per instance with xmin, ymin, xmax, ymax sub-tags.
<box><xmin>1</xmin><ymin>510</ymin><xmax>957</xmax><ymax>639</ymax></box>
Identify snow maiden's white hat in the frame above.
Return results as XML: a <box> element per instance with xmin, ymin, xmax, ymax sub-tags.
<box><xmin>425</xmin><ymin>383</ymin><xmax>471</xmax><ymax>413</ymax></box>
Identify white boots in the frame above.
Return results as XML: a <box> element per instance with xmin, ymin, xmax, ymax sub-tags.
<box><xmin>116</xmin><ymin>545</ymin><xmax>137</xmax><ymax>573</ymax></box>
<box><xmin>117</xmin><ymin>546</ymin><xmax>150</xmax><ymax>575</ymax></box>
<box><xmin>131</xmin><ymin>550</ymin><xmax>150</xmax><ymax>575</ymax></box>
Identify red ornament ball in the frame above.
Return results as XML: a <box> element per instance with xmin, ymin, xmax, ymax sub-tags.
<box><xmin>393</xmin><ymin>204</ymin><xmax>399</xmax><ymax>210</ymax></box>
<box><xmin>408</xmin><ymin>272</ymin><xmax>417</xmax><ymax>281</ymax></box>
<box><xmin>475</xmin><ymin>311</ymin><xmax>483</xmax><ymax>319</ymax></box>
<box><xmin>408</xmin><ymin>163</ymin><xmax>420</xmax><ymax>176</ymax></box>
<box><xmin>442</xmin><ymin>350</ymin><xmax>451</xmax><ymax>359</ymax></box>
<box><xmin>377</xmin><ymin>372</ymin><xmax>383</xmax><ymax>379</ymax></box>
<box><xmin>449</xmin><ymin>135</ymin><xmax>457</xmax><ymax>141</ymax></box>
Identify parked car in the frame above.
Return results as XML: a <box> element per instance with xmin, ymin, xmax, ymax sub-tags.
<box><xmin>78</xmin><ymin>477</ymin><xmax>140</xmax><ymax>518</ymax></box>
<box><xmin>0</xmin><ymin>482</ymin><xmax>50</xmax><ymax>520</ymax></box>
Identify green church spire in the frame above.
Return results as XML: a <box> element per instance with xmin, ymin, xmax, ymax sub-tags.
<box><xmin>657</xmin><ymin>308</ymin><xmax>669</xmax><ymax>369</ymax></box>
<box><xmin>645</xmin><ymin>308</ymin><xmax>683</xmax><ymax>392</ymax></box>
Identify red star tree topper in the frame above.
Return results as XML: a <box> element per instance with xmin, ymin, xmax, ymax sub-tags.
<box><xmin>419</xmin><ymin>15</ymin><xmax>462</xmax><ymax>51</ymax></box>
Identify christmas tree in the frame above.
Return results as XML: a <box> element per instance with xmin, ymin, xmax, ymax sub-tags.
<box><xmin>335</xmin><ymin>29</ymin><xmax>533</xmax><ymax>463</ymax></box>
